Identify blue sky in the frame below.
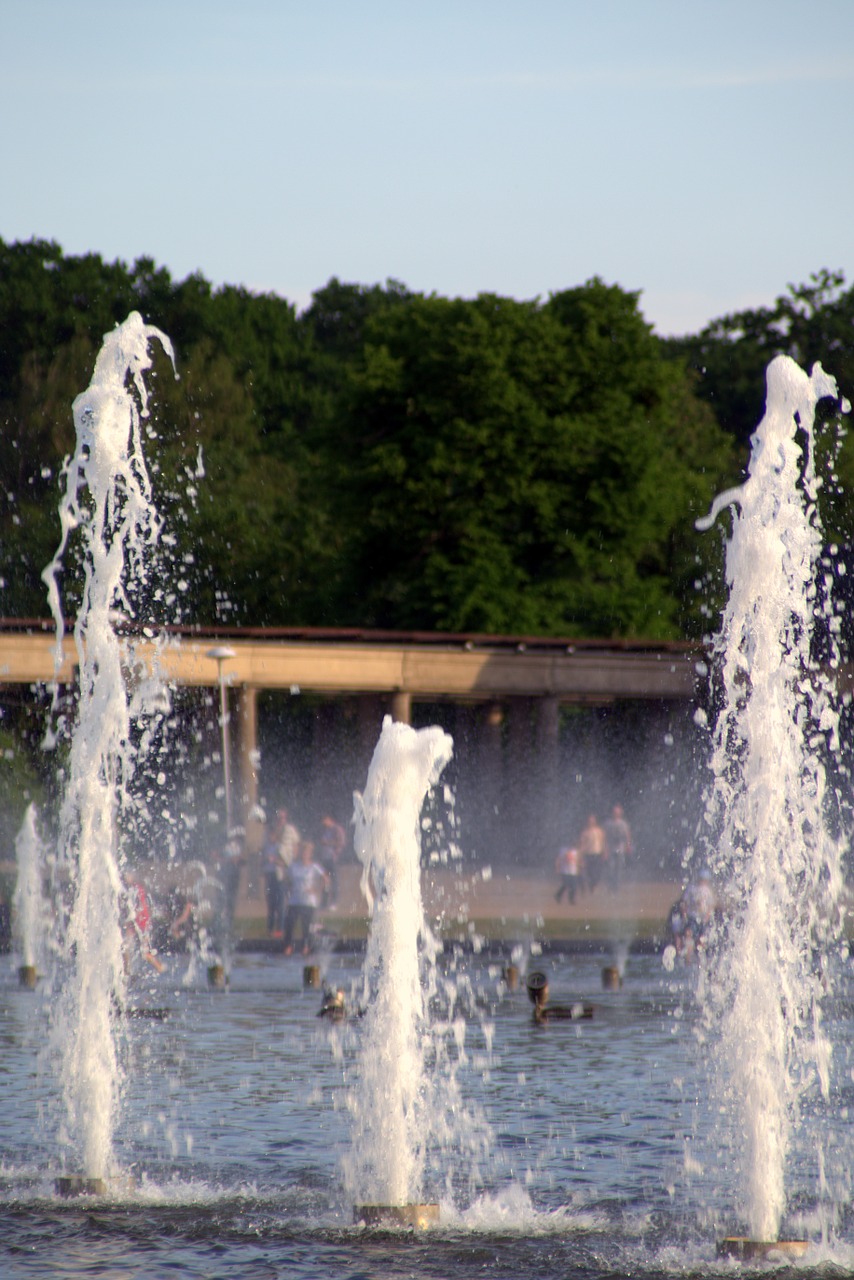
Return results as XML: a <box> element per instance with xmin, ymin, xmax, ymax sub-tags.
<box><xmin>2</xmin><ymin>0</ymin><xmax>853</xmax><ymax>335</ymax></box>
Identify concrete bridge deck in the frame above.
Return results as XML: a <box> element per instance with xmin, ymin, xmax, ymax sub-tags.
<box><xmin>0</xmin><ymin>619</ymin><xmax>703</xmax><ymax>701</ymax></box>
<box><xmin>0</xmin><ymin>620</ymin><xmax>712</xmax><ymax>864</ymax></box>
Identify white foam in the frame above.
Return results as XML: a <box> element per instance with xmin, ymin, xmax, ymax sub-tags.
<box><xmin>343</xmin><ymin>716</ymin><xmax>452</xmax><ymax>1206</ymax></box>
<box><xmin>43</xmin><ymin>313</ymin><xmax>174</xmax><ymax>1181</ymax></box>
<box><xmin>697</xmin><ymin>355</ymin><xmax>848</xmax><ymax>1240</ymax></box>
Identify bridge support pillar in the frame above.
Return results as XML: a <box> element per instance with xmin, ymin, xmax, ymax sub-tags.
<box><xmin>236</xmin><ymin>685</ymin><xmax>263</xmax><ymax>863</ymax></box>
<box><xmin>505</xmin><ymin>697</ymin><xmax>535</xmax><ymax>862</ymax></box>
<box><xmin>476</xmin><ymin>702</ymin><xmax>504</xmax><ymax>862</ymax></box>
<box><xmin>390</xmin><ymin>690</ymin><xmax>412</xmax><ymax>724</ymax></box>
<box><xmin>536</xmin><ymin>695</ymin><xmax>561</xmax><ymax>860</ymax></box>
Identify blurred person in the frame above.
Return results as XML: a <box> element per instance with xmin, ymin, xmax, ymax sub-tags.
<box><xmin>554</xmin><ymin>842</ymin><xmax>580</xmax><ymax>904</ymax></box>
<box><xmin>166</xmin><ymin>885</ymin><xmax>199</xmax><ymax>952</ymax></box>
<box><xmin>282</xmin><ymin>840</ymin><xmax>330</xmax><ymax>956</ymax></box>
<box><xmin>318</xmin><ymin>814</ymin><xmax>347</xmax><ymax>906</ymax></box>
<box><xmin>122</xmin><ymin>876</ymin><xmax>165</xmax><ymax>974</ymax></box>
<box><xmin>668</xmin><ymin>895</ymin><xmax>692</xmax><ymax>960</ymax></box>
<box><xmin>683</xmin><ymin>868</ymin><xmax>717</xmax><ymax>946</ymax></box>
<box><xmin>216</xmin><ymin>827</ymin><xmax>245</xmax><ymax>932</ymax></box>
<box><xmin>604</xmin><ymin>804</ymin><xmax>633</xmax><ymax>890</ymax></box>
<box><xmin>261</xmin><ymin>810</ymin><xmax>290</xmax><ymax>936</ymax></box>
<box><xmin>579</xmin><ymin>813</ymin><xmax>607</xmax><ymax>892</ymax></box>
<box><xmin>277</xmin><ymin>808</ymin><xmax>301</xmax><ymax>870</ymax></box>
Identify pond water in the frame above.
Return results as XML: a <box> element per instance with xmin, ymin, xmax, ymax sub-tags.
<box><xmin>1</xmin><ymin>947</ymin><xmax>853</xmax><ymax>1278</ymax></box>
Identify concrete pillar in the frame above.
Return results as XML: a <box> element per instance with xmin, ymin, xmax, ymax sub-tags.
<box><xmin>505</xmin><ymin>697</ymin><xmax>535</xmax><ymax>863</ymax></box>
<box><xmin>236</xmin><ymin>685</ymin><xmax>263</xmax><ymax>867</ymax></box>
<box><xmin>390</xmin><ymin>690</ymin><xmax>412</xmax><ymax>724</ymax></box>
<box><xmin>476</xmin><ymin>701</ymin><xmax>505</xmax><ymax>863</ymax></box>
<box><xmin>536</xmin><ymin>694</ymin><xmax>560</xmax><ymax>749</ymax></box>
<box><xmin>536</xmin><ymin>695</ymin><xmax>561</xmax><ymax>859</ymax></box>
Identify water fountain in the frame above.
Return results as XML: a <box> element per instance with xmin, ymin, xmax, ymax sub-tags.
<box><xmin>344</xmin><ymin>715</ymin><xmax>454</xmax><ymax>1225</ymax></box>
<box><xmin>41</xmin><ymin>311</ymin><xmax>175</xmax><ymax>1193</ymax></box>
<box><xmin>2</xmin><ymin>323</ymin><xmax>854</xmax><ymax>1274</ymax></box>
<box><xmin>695</xmin><ymin>354</ymin><xmax>850</xmax><ymax>1255</ymax></box>
<box><xmin>12</xmin><ymin>803</ymin><xmax>47</xmax><ymax>987</ymax></box>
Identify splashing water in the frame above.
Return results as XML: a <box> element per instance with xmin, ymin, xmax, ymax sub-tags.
<box><xmin>343</xmin><ymin>716</ymin><xmax>455</xmax><ymax>1206</ymax></box>
<box><xmin>42</xmin><ymin>312</ymin><xmax>175</xmax><ymax>1181</ymax></box>
<box><xmin>696</xmin><ymin>354</ymin><xmax>850</xmax><ymax>1241</ymax></box>
<box><xmin>13</xmin><ymin>803</ymin><xmax>47</xmax><ymax>972</ymax></box>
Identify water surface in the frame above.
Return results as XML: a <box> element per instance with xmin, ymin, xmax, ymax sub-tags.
<box><xmin>2</xmin><ymin>949</ymin><xmax>852</xmax><ymax>1278</ymax></box>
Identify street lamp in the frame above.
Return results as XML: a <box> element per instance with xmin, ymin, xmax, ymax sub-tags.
<box><xmin>207</xmin><ymin>646</ymin><xmax>237</xmax><ymax>834</ymax></box>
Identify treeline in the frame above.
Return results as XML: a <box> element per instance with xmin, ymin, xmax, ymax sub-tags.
<box><xmin>1</xmin><ymin>238</ymin><xmax>852</xmax><ymax>640</ymax></box>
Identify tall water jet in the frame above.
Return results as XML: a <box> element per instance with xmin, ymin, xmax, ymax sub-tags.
<box><xmin>13</xmin><ymin>803</ymin><xmax>47</xmax><ymax>986</ymax></box>
<box><xmin>42</xmin><ymin>312</ymin><xmax>174</xmax><ymax>1187</ymax></box>
<box><xmin>696</xmin><ymin>354</ymin><xmax>850</xmax><ymax>1245</ymax></box>
<box><xmin>345</xmin><ymin>715</ymin><xmax>453</xmax><ymax>1220</ymax></box>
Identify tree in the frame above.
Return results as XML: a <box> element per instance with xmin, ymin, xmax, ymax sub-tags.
<box><xmin>0</xmin><ymin>243</ymin><xmax>736</xmax><ymax>638</ymax></box>
<box><xmin>0</xmin><ymin>244</ymin><xmax>338</xmax><ymax>626</ymax></box>
<box><xmin>665</xmin><ymin>270</ymin><xmax>852</xmax><ymax>436</ymax></box>
<box><xmin>301</xmin><ymin>276</ymin><xmax>412</xmax><ymax>363</ymax></box>
<box><xmin>325</xmin><ymin>281</ymin><xmax>735</xmax><ymax>637</ymax></box>
<box><xmin>663</xmin><ymin>270</ymin><xmax>854</xmax><ymax>548</ymax></box>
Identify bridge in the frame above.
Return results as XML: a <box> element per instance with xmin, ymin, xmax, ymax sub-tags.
<box><xmin>0</xmin><ymin>619</ymin><xmax>706</xmax><ymax>856</ymax></box>
<box><xmin>5</xmin><ymin>619</ymin><xmax>850</xmax><ymax>871</ymax></box>
<box><xmin>0</xmin><ymin>620</ymin><xmax>702</xmax><ymax>700</ymax></box>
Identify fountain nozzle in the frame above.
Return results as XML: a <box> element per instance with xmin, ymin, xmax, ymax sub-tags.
<box><xmin>354</xmin><ymin>1203</ymin><xmax>439</xmax><ymax>1229</ymax></box>
<box><xmin>526</xmin><ymin>971</ymin><xmax>549</xmax><ymax>1007</ymax></box>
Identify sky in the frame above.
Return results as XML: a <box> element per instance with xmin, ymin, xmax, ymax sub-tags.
<box><xmin>2</xmin><ymin>0</ymin><xmax>853</xmax><ymax>337</ymax></box>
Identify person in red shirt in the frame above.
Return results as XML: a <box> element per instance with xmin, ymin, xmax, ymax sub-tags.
<box><xmin>123</xmin><ymin>877</ymin><xmax>165</xmax><ymax>974</ymax></box>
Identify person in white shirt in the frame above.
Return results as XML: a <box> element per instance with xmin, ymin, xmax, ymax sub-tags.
<box><xmin>554</xmin><ymin>844</ymin><xmax>580</xmax><ymax>903</ymax></box>
<box><xmin>283</xmin><ymin>841</ymin><xmax>330</xmax><ymax>956</ymax></box>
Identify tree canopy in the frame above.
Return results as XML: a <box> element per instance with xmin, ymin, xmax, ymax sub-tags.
<box><xmin>11</xmin><ymin>238</ymin><xmax>854</xmax><ymax>642</ymax></box>
<box><xmin>663</xmin><ymin>270</ymin><xmax>854</xmax><ymax>547</ymax></box>
<box><xmin>323</xmin><ymin>283</ymin><xmax>731</xmax><ymax>636</ymax></box>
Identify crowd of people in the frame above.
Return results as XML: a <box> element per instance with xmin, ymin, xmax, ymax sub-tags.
<box><xmin>11</xmin><ymin>791</ymin><xmax>729</xmax><ymax>979</ymax></box>
<box><xmin>260</xmin><ymin>809</ymin><xmax>347</xmax><ymax>953</ymax></box>
<box><xmin>112</xmin><ymin>806</ymin><xmax>350</xmax><ymax>973</ymax></box>
<box><xmin>554</xmin><ymin>805</ymin><xmax>633</xmax><ymax>902</ymax></box>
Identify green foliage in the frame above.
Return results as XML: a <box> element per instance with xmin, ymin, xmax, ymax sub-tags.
<box><xmin>326</xmin><ymin>281</ymin><xmax>733</xmax><ymax>636</ymax></box>
<box><xmin>0</xmin><ymin>239</ymin><xmax>743</xmax><ymax>639</ymax></box>
<box><xmin>663</xmin><ymin>270</ymin><xmax>854</xmax><ymax>545</ymax></box>
<box><xmin>665</xmin><ymin>270</ymin><xmax>853</xmax><ymax>435</ymax></box>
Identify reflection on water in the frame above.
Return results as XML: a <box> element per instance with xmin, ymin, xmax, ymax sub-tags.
<box><xmin>1</xmin><ymin>950</ymin><xmax>852</xmax><ymax>1278</ymax></box>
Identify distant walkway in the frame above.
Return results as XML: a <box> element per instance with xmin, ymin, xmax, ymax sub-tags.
<box><xmin>235</xmin><ymin>861</ymin><xmax>680</xmax><ymax>941</ymax></box>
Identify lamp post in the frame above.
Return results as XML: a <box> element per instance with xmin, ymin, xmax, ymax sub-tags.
<box><xmin>207</xmin><ymin>646</ymin><xmax>237</xmax><ymax>834</ymax></box>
